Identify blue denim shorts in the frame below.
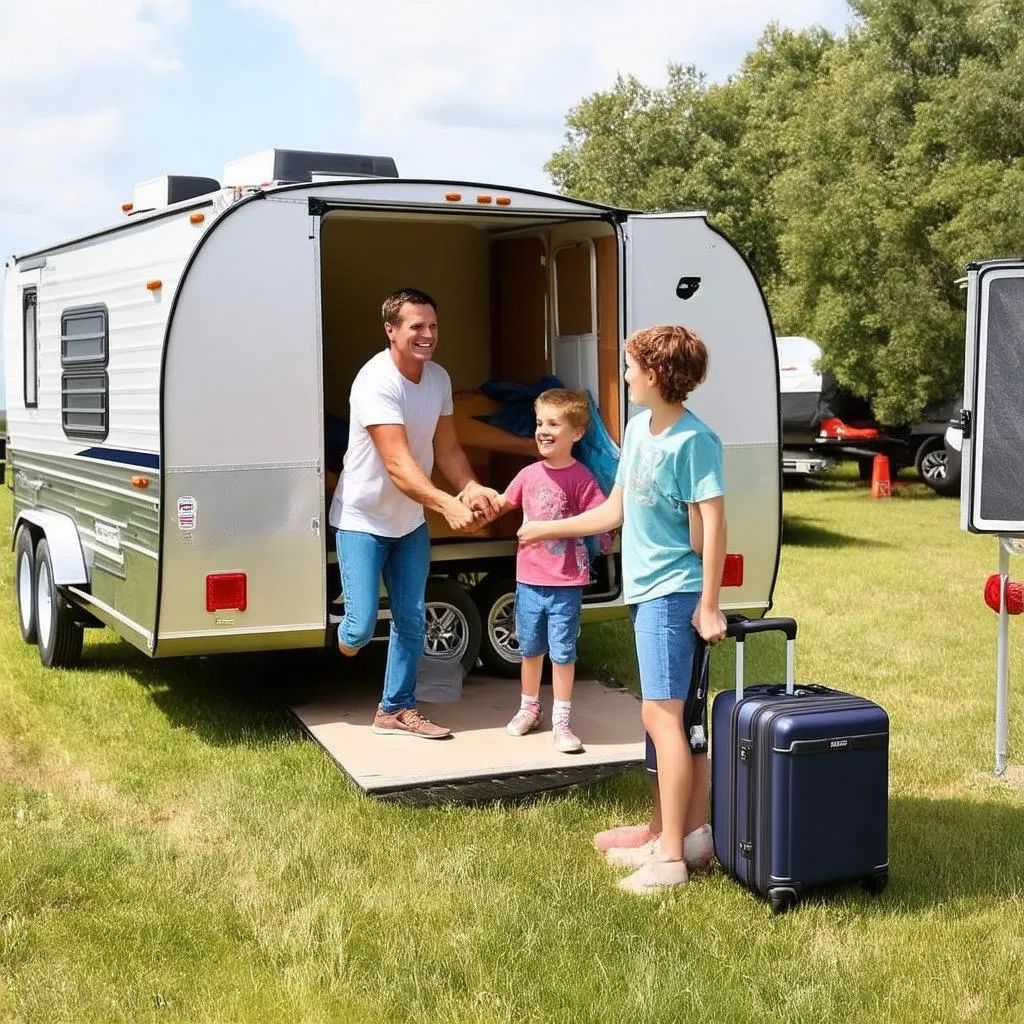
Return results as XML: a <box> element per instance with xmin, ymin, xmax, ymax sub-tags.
<box><xmin>515</xmin><ymin>583</ymin><xmax>583</xmax><ymax>664</ymax></box>
<box><xmin>630</xmin><ymin>591</ymin><xmax>702</xmax><ymax>702</ymax></box>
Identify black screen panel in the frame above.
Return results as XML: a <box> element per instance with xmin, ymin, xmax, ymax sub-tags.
<box><xmin>979</xmin><ymin>276</ymin><xmax>1024</xmax><ymax>524</ymax></box>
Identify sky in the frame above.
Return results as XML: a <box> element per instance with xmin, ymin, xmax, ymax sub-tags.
<box><xmin>0</xmin><ymin>0</ymin><xmax>853</xmax><ymax>409</ymax></box>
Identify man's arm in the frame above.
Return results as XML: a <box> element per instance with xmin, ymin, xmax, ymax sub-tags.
<box><xmin>367</xmin><ymin>423</ymin><xmax>476</xmax><ymax>531</ymax></box>
<box><xmin>433</xmin><ymin>415</ymin><xmax>502</xmax><ymax>519</ymax></box>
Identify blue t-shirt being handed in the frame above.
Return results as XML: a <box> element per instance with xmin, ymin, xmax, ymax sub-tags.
<box><xmin>614</xmin><ymin>408</ymin><xmax>725</xmax><ymax>604</ymax></box>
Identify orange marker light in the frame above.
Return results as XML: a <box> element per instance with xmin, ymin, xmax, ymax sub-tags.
<box><xmin>189</xmin><ymin>212</ymin><xmax>205</xmax><ymax>224</ymax></box>
<box><xmin>121</xmin><ymin>202</ymin><xmax>134</xmax><ymax>213</ymax></box>
<box><xmin>445</xmin><ymin>192</ymin><xmax>462</xmax><ymax>201</ymax></box>
<box><xmin>495</xmin><ymin>196</ymin><xmax>512</xmax><ymax>206</ymax></box>
<box><xmin>146</xmin><ymin>280</ymin><xmax>162</xmax><ymax>291</ymax></box>
<box><xmin>131</xmin><ymin>476</ymin><xmax>150</xmax><ymax>489</ymax></box>
<box><xmin>476</xmin><ymin>194</ymin><xmax>493</xmax><ymax>204</ymax></box>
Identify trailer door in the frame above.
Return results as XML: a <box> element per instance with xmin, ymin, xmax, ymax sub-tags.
<box><xmin>624</xmin><ymin>213</ymin><xmax>781</xmax><ymax>614</ymax></box>
<box><xmin>961</xmin><ymin>260</ymin><xmax>1024</xmax><ymax>534</ymax></box>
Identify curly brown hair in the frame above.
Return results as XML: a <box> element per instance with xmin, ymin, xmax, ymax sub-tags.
<box><xmin>625</xmin><ymin>325</ymin><xmax>708</xmax><ymax>404</ymax></box>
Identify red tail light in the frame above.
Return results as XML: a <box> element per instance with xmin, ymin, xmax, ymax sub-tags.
<box><xmin>722</xmin><ymin>554</ymin><xmax>744</xmax><ymax>587</ymax></box>
<box><xmin>206</xmin><ymin>573</ymin><xmax>247</xmax><ymax>612</ymax></box>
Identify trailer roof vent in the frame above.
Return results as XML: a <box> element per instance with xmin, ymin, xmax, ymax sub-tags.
<box><xmin>132</xmin><ymin>175</ymin><xmax>222</xmax><ymax>212</ymax></box>
<box><xmin>221</xmin><ymin>148</ymin><xmax>399</xmax><ymax>188</ymax></box>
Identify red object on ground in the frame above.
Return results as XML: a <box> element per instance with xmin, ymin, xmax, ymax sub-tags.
<box><xmin>819</xmin><ymin>417</ymin><xmax>881</xmax><ymax>440</ymax></box>
<box><xmin>984</xmin><ymin>574</ymin><xmax>1024</xmax><ymax>614</ymax></box>
<box><xmin>870</xmin><ymin>454</ymin><xmax>892</xmax><ymax>499</ymax></box>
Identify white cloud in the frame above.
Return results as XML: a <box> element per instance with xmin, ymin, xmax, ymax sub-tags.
<box><xmin>0</xmin><ymin>0</ymin><xmax>187</xmax><ymax>251</ymax></box>
<box><xmin>0</xmin><ymin>0</ymin><xmax>187</xmax><ymax>84</ymax></box>
<box><xmin>231</xmin><ymin>0</ymin><xmax>848</xmax><ymax>185</ymax></box>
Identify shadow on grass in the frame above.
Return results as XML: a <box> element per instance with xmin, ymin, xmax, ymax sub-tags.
<box><xmin>75</xmin><ymin>637</ymin><xmax>385</xmax><ymax>746</ymax></box>
<box><xmin>883</xmin><ymin>794</ymin><xmax>1024</xmax><ymax>910</ymax></box>
<box><xmin>781</xmin><ymin>515</ymin><xmax>889</xmax><ymax>549</ymax></box>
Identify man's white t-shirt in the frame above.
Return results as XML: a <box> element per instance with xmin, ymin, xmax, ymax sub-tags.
<box><xmin>329</xmin><ymin>349</ymin><xmax>453</xmax><ymax>537</ymax></box>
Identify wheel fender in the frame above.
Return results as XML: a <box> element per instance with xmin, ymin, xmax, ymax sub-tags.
<box><xmin>13</xmin><ymin>510</ymin><xmax>89</xmax><ymax>585</ymax></box>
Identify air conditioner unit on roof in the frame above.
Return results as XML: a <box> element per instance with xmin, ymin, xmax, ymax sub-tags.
<box><xmin>222</xmin><ymin>148</ymin><xmax>398</xmax><ymax>187</ymax></box>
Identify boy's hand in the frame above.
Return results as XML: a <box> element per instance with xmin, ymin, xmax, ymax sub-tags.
<box><xmin>693</xmin><ymin>603</ymin><xmax>728</xmax><ymax>644</ymax></box>
<box><xmin>517</xmin><ymin>520</ymin><xmax>552</xmax><ymax>545</ymax></box>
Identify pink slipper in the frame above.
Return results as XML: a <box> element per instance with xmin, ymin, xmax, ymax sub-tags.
<box><xmin>594</xmin><ymin>823</ymin><xmax>658</xmax><ymax>853</ymax></box>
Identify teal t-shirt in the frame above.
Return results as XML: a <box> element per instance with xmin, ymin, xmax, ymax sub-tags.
<box><xmin>615</xmin><ymin>408</ymin><xmax>725</xmax><ymax>604</ymax></box>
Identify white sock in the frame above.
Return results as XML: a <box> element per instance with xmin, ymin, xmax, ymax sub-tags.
<box><xmin>521</xmin><ymin>693</ymin><xmax>540</xmax><ymax>710</ymax></box>
<box><xmin>553</xmin><ymin>698</ymin><xmax>572</xmax><ymax>724</ymax></box>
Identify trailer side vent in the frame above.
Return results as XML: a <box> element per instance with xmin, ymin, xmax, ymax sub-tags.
<box><xmin>133</xmin><ymin>175</ymin><xmax>222</xmax><ymax>211</ymax></box>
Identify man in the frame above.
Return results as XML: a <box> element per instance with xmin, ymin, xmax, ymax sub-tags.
<box><xmin>328</xmin><ymin>287</ymin><xmax>501</xmax><ymax>738</ymax></box>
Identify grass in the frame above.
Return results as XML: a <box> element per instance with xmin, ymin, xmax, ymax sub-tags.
<box><xmin>2</xmin><ymin>469</ymin><xmax>1024</xmax><ymax>1024</ymax></box>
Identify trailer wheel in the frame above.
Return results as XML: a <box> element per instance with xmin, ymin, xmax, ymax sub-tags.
<box><xmin>472</xmin><ymin>575</ymin><xmax>522</xmax><ymax>678</ymax></box>
<box><xmin>34</xmin><ymin>539</ymin><xmax>84</xmax><ymax>669</ymax></box>
<box><xmin>423</xmin><ymin>579</ymin><xmax>481</xmax><ymax>674</ymax></box>
<box><xmin>15</xmin><ymin>526</ymin><xmax>38</xmax><ymax>644</ymax></box>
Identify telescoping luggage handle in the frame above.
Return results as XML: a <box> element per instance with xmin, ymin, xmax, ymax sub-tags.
<box><xmin>725</xmin><ymin>616</ymin><xmax>798</xmax><ymax>701</ymax></box>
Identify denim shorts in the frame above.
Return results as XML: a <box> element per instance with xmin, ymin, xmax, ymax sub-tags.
<box><xmin>515</xmin><ymin>583</ymin><xmax>583</xmax><ymax>664</ymax></box>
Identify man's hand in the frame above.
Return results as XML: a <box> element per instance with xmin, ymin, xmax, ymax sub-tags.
<box><xmin>692</xmin><ymin>602</ymin><xmax>728</xmax><ymax>644</ymax></box>
<box><xmin>442</xmin><ymin>497</ymin><xmax>479</xmax><ymax>533</ymax></box>
<box><xmin>459</xmin><ymin>481</ymin><xmax>502</xmax><ymax>522</ymax></box>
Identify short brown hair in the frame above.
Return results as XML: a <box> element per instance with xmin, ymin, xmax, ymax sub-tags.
<box><xmin>382</xmin><ymin>288</ymin><xmax>437</xmax><ymax>327</ymax></box>
<box><xmin>625</xmin><ymin>325</ymin><xmax>708</xmax><ymax>404</ymax></box>
<box><xmin>535</xmin><ymin>388</ymin><xmax>590</xmax><ymax>430</ymax></box>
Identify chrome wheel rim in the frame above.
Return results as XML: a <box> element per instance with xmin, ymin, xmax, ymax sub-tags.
<box><xmin>36</xmin><ymin>558</ymin><xmax>53</xmax><ymax>645</ymax></box>
<box><xmin>487</xmin><ymin>593</ymin><xmax>521</xmax><ymax>664</ymax></box>
<box><xmin>921</xmin><ymin>448</ymin><xmax>948</xmax><ymax>483</ymax></box>
<box><xmin>424</xmin><ymin>602</ymin><xmax>470</xmax><ymax>661</ymax></box>
<box><xmin>18</xmin><ymin>550</ymin><xmax>33</xmax><ymax>633</ymax></box>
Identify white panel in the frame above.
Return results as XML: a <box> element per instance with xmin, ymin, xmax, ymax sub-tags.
<box><xmin>553</xmin><ymin>333</ymin><xmax>599</xmax><ymax>397</ymax></box>
<box><xmin>625</xmin><ymin>214</ymin><xmax>779</xmax><ymax>447</ymax></box>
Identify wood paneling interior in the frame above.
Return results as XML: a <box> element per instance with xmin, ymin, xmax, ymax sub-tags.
<box><xmin>320</xmin><ymin>216</ymin><xmax>492</xmax><ymax>418</ymax></box>
<box><xmin>490</xmin><ymin>236</ymin><xmax>548</xmax><ymax>385</ymax></box>
<box><xmin>554</xmin><ymin>243</ymin><xmax>593</xmax><ymax>335</ymax></box>
<box><xmin>595</xmin><ymin>233</ymin><xmax>621</xmax><ymax>444</ymax></box>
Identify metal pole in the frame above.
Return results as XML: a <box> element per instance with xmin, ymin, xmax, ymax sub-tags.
<box><xmin>996</xmin><ymin>540</ymin><xmax>1010</xmax><ymax>776</ymax></box>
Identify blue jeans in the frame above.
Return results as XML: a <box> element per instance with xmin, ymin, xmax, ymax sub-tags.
<box><xmin>336</xmin><ymin>524</ymin><xmax>430</xmax><ymax>713</ymax></box>
<box><xmin>514</xmin><ymin>584</ymin><xmax>583</xmax><ymax>664</ymax></box>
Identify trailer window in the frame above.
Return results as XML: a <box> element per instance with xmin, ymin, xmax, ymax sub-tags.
<box><xmin>23</xmin><ymin>289</ymin><xmax>38</xmax><ymax>408</ymax></box>
<box><xmin>60</xmin><ymin>305</ymin><xmax>109</xmax><ymax>440</ymax></box>
<box><xmin>60</xmin><ymin>306</ymin><xmax>108</xmax><ymax>366</ymax></box>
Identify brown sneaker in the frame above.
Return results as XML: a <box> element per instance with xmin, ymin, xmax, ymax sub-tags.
<box><xmin>371</xmin><ymin>707</ymin><xmax>452</xmax><ymax>739</ymax></box>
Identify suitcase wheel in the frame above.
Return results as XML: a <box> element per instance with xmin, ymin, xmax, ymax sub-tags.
<box><xmin>768</xmin><ymin>888</ymin><xmax>797</xmax><ymax>915</ymax></box>
<box><xmin>861</xmin><ymin>871</ymin><xmax>888</xmax><ymax>896</ymax></box>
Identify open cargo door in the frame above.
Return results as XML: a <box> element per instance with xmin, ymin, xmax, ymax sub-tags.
<box><xmin>624</xmin><ymin>213</ymin><xmax>781</xmax><ymax>614</ymax></box>
<box><xmin>961</xmin><ymin>260</ymin><xmax>1024</xmax><ymax>534</ymax></box>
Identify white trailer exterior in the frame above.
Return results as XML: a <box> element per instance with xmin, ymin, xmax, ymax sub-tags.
<box><xmin>4</xmin><ymin>150</ymin><xmax>782</xmax><ymax>670</ymax></box>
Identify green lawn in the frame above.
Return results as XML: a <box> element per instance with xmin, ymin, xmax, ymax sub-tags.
<box><xmin>2</xmin><ymin>472</ymin><xmax>1023</xmax><ymax>1024</ymax></box>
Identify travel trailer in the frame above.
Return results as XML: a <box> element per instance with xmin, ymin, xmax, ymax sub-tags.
<box><xmin>4</xmin><ymin>148</ymin><xmax>782</xmax><ymax>672</ymax></box>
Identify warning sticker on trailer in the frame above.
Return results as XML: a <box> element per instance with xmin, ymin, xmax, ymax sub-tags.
<box><xmin>177</xmin><ymin>496</ymin><xmax>197</xmax><ymax>532</ymax></box>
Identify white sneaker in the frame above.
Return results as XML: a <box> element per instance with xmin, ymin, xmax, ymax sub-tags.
<box><xmin>683</xmin><ymin>824</ymin><xmax>715</xmax><ymax>871</ymax></box>
<box><xmin>607</xmin><ymin>826</ymin><xmax>714</xmax><ymax>870</ymax></box>
<box><xmin>618</xmin><ymin>859</ymin><xmax>688</xmax><ymax>893</ymax></box>
<box><xmin>606</xmin><ymin>838</ymin><xmax>661</xmax><ymax>868</ymax></box>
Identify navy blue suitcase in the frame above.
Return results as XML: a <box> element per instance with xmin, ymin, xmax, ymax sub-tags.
<box><xmin>711</xmin><ymin>617</ymin><xmax>889</xmax><ymax>912</ymax></box>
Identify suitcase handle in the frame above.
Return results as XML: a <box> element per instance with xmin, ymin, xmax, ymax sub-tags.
<box><xmin>726</xmin><ymin>616</ymin><xmax>797</xmax><ymax>700</ymax></box>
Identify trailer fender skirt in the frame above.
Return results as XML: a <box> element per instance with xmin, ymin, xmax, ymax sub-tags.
<box><xmin>13</xmin><ymin>510</ymin><xmax>89</xmax><ymax>586</ymax></box>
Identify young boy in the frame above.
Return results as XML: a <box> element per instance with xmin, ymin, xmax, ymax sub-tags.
<box><xmin>518</xmin><ymin>326</ymin><xmax>727</xmax><ymax>892</ymax></box>
<box><xmin>500</xmin><ymin>389</ymin><xmax>607</xmax><ymax>753</ymax></box>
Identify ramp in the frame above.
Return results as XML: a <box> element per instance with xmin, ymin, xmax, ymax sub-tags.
<box><xmin>291</xmin><ymin>676</ymin><xmax>645</xmax><ymax>805</ymax></box>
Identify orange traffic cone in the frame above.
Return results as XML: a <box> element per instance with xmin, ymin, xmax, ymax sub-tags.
<box><xmin>870</xmin><ymin>454</ymin><xmax>892</xmax><ymax>499</ymax></box>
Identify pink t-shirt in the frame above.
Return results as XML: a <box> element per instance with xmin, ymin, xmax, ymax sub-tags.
<box><xmin>503</xmin><ymin>460</ymin><xmax>606</xmax><ymax>587</ymax></box>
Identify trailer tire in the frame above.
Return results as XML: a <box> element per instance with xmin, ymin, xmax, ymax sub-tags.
<box><xmin>423</xmin><ymin>579</ymin><xmax>481</xmax><ymax>674</ymax></box>
<box><xmin>34</xmin><ymin>539</ymin><xmax>84</xmax><ymax>669</ymax></box>
<box><xmin>15</xmin><ymin>526</ymin><xmax>38</xmax><ymax>644</ymax></box>
<box><xmin>472</xmin><ymin>575</ymin><xmax>522</xmax><ymax>678</ymax></box>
